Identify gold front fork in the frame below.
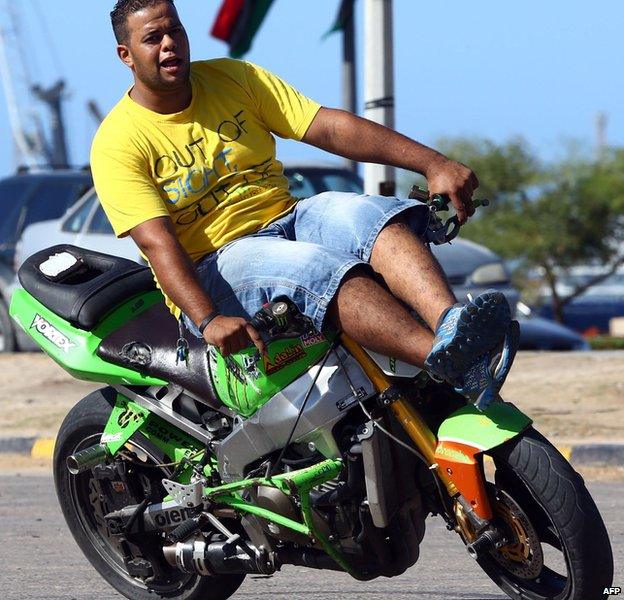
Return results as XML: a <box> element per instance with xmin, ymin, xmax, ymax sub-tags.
<box><xmin>340</xmin><ymin>334</ymin><xmax>459</xmax><ymax>498</ymax></box>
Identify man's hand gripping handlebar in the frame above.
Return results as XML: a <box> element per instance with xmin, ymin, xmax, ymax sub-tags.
<box><xmin>409</xmin><ymin>186</ymin><xmax>490</xmax><ymax>245</ymax></box>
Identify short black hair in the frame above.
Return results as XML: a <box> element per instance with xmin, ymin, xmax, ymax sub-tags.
<box><xmin>110</xmin><ymin>0</ymin><xmax>175</xmax><ymax>44</ymax></box>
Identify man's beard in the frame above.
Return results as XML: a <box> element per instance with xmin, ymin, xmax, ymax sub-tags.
<box><xmin>137</xmin><ymin>62</ymin><xmax>191</xmax><ymax>92</ymax></box>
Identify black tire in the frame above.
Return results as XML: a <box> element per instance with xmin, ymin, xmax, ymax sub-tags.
<box><xmin>53</xmin><ymin>387</ymin><xmax>245</xmax><ymax>600</ymax></box>
<box><xmin>0</xmin><ymin>297</ymin><xmax>16</xmax><ymax>353</ymax></box>
<box><xmin>479</xmin><ymin>427</ymin><xmax>613</xmax><ymax>599</ymax></box>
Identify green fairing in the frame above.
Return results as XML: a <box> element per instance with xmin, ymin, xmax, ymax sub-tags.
<box><xmin>437</xmin><ymin>402</ymin><xmax>533</xmax><ymax>451</ymax></box>
<box><xmin>9</xmin><ymin>289</ymin><xmax>167</xmax><ymax>386</ymax></box>
<box><xmin>102</xmin><ymin>397</ymin><xmax>150</xmax><ymax>454</ymax></box>
<box><xmin>210</xmin><ymin>331</ymin><xmax>336</xmax><ymax>417</ymax></box>
<box><xmin>102</xmin><ymin>395</ymin><xmax>210</xmax><ymax>481</ymax></box>
<box><xmin>141</xmin><ymin>413</ymin><xmax>211</xmax><ymax>482</ymax></box>
<box><xmin>12</xmin><ymin>285</ymin><xmax>336</xmax><ymax>419</ymax></box>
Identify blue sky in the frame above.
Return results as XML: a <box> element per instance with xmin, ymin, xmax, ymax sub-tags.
<box><xmin>0</xmin><ymin>0</ymin><xmax>622</xmax><ymax>177</ymax></box>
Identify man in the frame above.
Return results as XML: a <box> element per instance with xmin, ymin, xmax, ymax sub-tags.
<box><xmin>92</xmin><ymin>0</ymin><xmax>518</xmax><ymax>409</ymax></box>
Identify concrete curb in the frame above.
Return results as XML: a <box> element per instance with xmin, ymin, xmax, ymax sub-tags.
<box><xmin>2</xmin><ymin>436</ymin><xmax>624</xmax><ymax>467</ymax></box>
<box><xmin>559</xmin><ymin>443</ymin><xmax>624</xmax><ymax>467</ymax></box>
<box><xmin>0</xmin><ymin>437</ymin><xmax>55</xmax><ymax>459</ymax></box>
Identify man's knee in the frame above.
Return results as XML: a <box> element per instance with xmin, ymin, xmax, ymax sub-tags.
<box><xmin>328</xmin><ymin>265</ymin><xmax>377</xmax><ymax>319</ymax></box>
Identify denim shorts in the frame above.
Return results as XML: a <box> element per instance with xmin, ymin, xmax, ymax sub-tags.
<box><xmin>183</xmin><ymin>192</ymin><xmax>428</xmax><ymax>336</ymax></box>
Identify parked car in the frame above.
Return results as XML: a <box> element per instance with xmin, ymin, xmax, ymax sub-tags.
<box><xmin>516</xmin><ymin>302</ymin><xmax>589</xmax><ymax>350</ymax></box>
<box><xmin>11</xmin><ymin>165</ymin><xmax>586</xmax><ymax>351</ymax></box>
<box><xmin>431</xmin><ymin>238</ymin><xmax>519</xmax><ymax>306</ymax></box>
<box><xmin>284</xmin><ymin>163</ymin><xmax>363</xmax><ymax>198</ymax></box>
<box><xmin>0</xmin><ymin>169</ymin><xmax>93</xmax><ymax>351</ymax></box>
<box><xmin>538</xmin><ymin>295</ymin><xmax>624</xmax><ymax>336</ymax></box>
<box><xmin>537</xmin><ymin>267</ymin><xmax>624</xmax><ymax>335</ymax></box>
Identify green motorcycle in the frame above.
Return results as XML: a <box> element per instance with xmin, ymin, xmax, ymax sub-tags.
<box><xmin>9</xmin><ymin>194</ymin><xmax>613</xmax><ymax>599</ymax></box>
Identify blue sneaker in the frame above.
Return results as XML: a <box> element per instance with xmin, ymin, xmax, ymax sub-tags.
<box><xmin>459</xmin><ymin>320</ymin><xmax>520</xmax><ymax>410</ymax></box>
<box><xmin>425</xmin><ymin>290</ymin><xmax>512</xmax><ymax>386</ymax></box>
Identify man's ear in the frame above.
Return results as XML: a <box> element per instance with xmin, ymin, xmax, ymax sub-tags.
<box><xmin>117</xmin><ymin>44</ymin><xmax>134</xmax><ymax>69</ymax></box>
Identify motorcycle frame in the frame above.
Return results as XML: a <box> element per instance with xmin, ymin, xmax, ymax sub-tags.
<box><xmin>97</xmin><ymin>337</ymin><xmax>531</xmax><ymax>580</ymax></box>
<box><xmin>99</xmin><ymin>393</ymin><xmax>359</xmax><ymax>575</ymax></box>
<box><xmin>11</xmin><ymin>285</ymin><xmax>532</xmax><ymax>571</ymax></box>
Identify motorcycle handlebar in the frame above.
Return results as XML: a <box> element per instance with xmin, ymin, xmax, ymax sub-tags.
<box><xmin>408</xmin><ymin>186</ymin><xmax>490</xmax><ymax>245</ymax></box>
<box><xmin>249</xmin><ymin>312</ymin><xmax>268</xmax><ymax>333</ymax></box>
<box><xmin>408</xmin><ymin>185</ymin><xmax>489</xmax><ymax>211</ymax></box>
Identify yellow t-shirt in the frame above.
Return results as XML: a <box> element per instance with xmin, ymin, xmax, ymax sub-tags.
<box><xmin>90</xmin><ymin>57</ymin><xmax>321</xmax><ymax>261</ymax></box>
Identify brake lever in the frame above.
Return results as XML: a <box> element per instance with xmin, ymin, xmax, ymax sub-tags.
<box><xmin>443</xmin><ymin>215</ymin><xmax>461</xmax><ymax>242</ymax></box>
<box><xmin>425</xmin><ymin>213</ymin><xmax>458</xmax><ymax>245</ymax></box>
<box><xmin>421</xmin><ymin>193</ymin><xmax>454</xmax><ymax>245</ymax></box>
<box><xmin>413</xmin><ymin>186</ymin><xmax>489</xmax><ymax>245</ymax></box>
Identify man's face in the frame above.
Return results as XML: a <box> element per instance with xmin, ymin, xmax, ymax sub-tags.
<box><xmin>118</xmin><ymin>2</ymin><xmax>191</xmax><ymax>92</ymax></box>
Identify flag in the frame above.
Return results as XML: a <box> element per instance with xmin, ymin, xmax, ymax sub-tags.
<box><xmin>323</xmin><ymin>0</ymin><xmax>355</xmax><ymax>39</ymax></box>
<box><xmin>211</xmin><ymin>0</ymin><xmax>276</xmax><ymax>58</ymax></box>
<box><xmin>211</xmin><ymin>0</ymin><xmax>245</xmax><ymax>41</ymax></box>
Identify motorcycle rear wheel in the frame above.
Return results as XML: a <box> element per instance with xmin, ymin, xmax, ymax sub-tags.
<box><xmin>479</xmin><ymin>427</ymin><xmax>613</xmax><ymax>599</ymax></box>
<box><xmin>53</xmin><ymin>387</ymin><xmax>245</xmax><ymax>600</ymax></box>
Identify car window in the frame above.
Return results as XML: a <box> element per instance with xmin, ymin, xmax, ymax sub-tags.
<box><xmin>87</xmin><ymin>205</ymin><xmax>114</xmax><ymax>234</ymax></box>
<box><xmin>0</xmin><ymin>204</ymin><xmax>25</xmax><ymax>246</ymax></box>
<box><xmin>63</xmin><ymin>193</ymin><xmax>98</xmax><ymax>233</ymax></box>
<box><xmin>285</xmin><ymin>169</ymin><xmax>364</xmax><ymax>199</ymax></box>
<box><xmin>0</xmin><ymin>179</ymin><xmax>33</xmax><ymax>244</ymax></box>
<box><xmin>0</xmin><ymin>179</ymin><xmax>32</xmax><ymax>215</ymax></box>
<box><xmin>319</xmin><ymin>173</ymin><xmax>363</xmax><ymax>193</ymax></box>
<box><xmin>287</xmin><ymin>171</ymin><xmax>317</xmax><ymax>199</ymax></box>
<box><xmin>22</xmin><ymin>181</ymin><xmax>88</xmax><ymax>231</ymax></box>
<box><xmin>605</xmin><ymin>274</ymin><xmax>624</xmax><ymax>285</ymax></box>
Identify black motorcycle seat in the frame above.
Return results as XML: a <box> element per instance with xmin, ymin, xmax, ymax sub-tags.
<box><xmin>18</xmin><ymin>245</ymin><xmax>156</xmax><ymax>330</ymax></box>
<box><xmin>97</xmin><ymin>302</ymin><xmax>221</xmax><ymax>408</ymax></box>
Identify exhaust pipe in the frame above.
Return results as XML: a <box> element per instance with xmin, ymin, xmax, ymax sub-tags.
<box><xmin>67</xmin><ymin>443</ymin><xmax>108</xmax><ymax>475</ymax></box>
<box><xmin>163</xmin><ymin>538</ymin><xmax>274</xmax><ymax>576</ymax></box>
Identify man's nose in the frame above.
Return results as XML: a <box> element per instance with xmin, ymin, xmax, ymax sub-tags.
<box><xmin>161</xmin><ymin>33</ymin><xmax>177</xmax><ymax>51</ymax></box>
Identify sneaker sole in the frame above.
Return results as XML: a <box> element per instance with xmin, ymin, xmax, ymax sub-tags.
<box><xmin>425</xmin><ymin>291</ymin><xmax>511</xmax><ymax>383</ymax></box>
<box><xmin>475</xmin><ymin>320</ymin><xmax>521</xmax><ymax>410</ymax></box>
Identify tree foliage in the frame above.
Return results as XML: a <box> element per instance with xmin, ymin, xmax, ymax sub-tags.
<box><xmin>434</xmin><ymin>137</ymin><xmax>624</xmax><ymax>322</ymax></box>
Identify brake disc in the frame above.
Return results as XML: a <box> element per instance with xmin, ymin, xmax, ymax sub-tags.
<box><xmin>490</xmin><ymin>488</ymin><xmax>544</xmax><ymax>580</ymax></box>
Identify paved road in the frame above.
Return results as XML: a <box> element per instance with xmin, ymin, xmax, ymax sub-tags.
<box><xmin>1</xmin><ymin>473</ymin><xmax>622</xmax><ymax>599</ymax></box>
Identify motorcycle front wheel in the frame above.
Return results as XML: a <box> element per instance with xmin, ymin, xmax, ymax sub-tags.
<box><xmin>479</xmin><ymin>427</ymin><xmax>613</xmax><ymax>599</ymax></box>
<box><xmin>53</xmin><ymin>387</ymin><xmax>245</xmax><ymax>600</ymax></box>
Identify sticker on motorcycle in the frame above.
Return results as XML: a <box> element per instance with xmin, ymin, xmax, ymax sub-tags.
<box><xmin>241</xmin><ymin>353</ymin><xmax>261</xmax><ymax>380</ymax></box>
<box><xmin>300</xmin><ymin>331</ymin><xmax>326</xmax><ymax>348</ymax></box>
<box><xmin>30</xmin><ymin>314</ymin><xmax>76</xmax><ymax>353</ymax></box>
<box><xmin>264</xmin><ymin>343</ymin><xmax>306</xmax><ymax>375</ymax></box>
<box><xmin>224</xmin><ymin>356</ymin><xmax>247</xmax><ymax>385</ymax></box>
<box><xmin>153</xmin><ymin>504</ymin><xmax>197</xmax><ymax>528</ymax></box>
<box><xmin>117</xmin><ymin>407</ymin><xmax>144</xmax><ymax>428</ymax></box>
<box><xmin>336</xmin><ymin>387</ymin><xmax>367</xmax><ymax>411</ymax></box>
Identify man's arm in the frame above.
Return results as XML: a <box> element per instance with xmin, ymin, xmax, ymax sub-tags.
<box><xmin>129</xmin><ymin>216</ymin><xmax>265</xmax><ymax>356</ymax></box>
<box><xmin>302</xmin><ymin>107</ymin><xmax>478</xmax><ymax>223</ymax></box>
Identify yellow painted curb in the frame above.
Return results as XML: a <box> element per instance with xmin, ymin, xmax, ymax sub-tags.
<box><xmin>31</xmin><ymin>438</ymin><xmax>55</xmax><ymax>460</ymax></box>
<box><xmin>558</xmin><ymin>445</ymin><xmax>572</xmax><ymax>462</ymax></box>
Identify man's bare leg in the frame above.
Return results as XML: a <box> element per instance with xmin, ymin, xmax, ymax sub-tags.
<box><xmin>369</xmin><ymin>218</ymin><xmax>457</xmax><ymax>329</ymax></box>
<box><xmin>328</xmin><ymin>268</ymin><xmax>434</xmax><ymax>366</ymax></box>
<box><xmin>335</xmin><ymin>217</ymin><xmax>517</xmax><ymax>409</ymax></box>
